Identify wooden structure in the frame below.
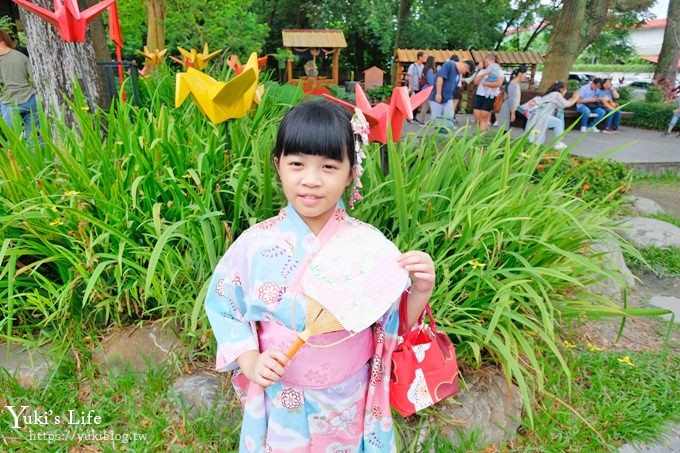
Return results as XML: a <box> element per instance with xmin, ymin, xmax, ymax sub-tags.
<box><xmin>282</xmin><ymin>29</ymin><xmax>347</xmax><ymax>92</ymax></box>
<box><xmin>364</xmin><ymin>66</ymin><xmax>384</xmax><ymax>90</ymax></box>
<box><xmin>394</xmin><ymin>49</ymin><xmax>545</xmax><ymax>89</ymax></box>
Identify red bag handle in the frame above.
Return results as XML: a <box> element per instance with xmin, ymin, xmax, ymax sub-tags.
<box><xmin>398</xmin><ymin>290</ymin><xmax>437</xmax><ymax>335</ymax></box>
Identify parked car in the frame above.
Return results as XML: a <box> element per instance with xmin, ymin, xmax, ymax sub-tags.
<box><xmin>620</xmin><ymin>80</ymin><xmax>653</xmax><ymax>101</ymax></box>
<box><xmin>568</xmin><ymin>73</ymin><xmax>595</xmax><ymax>85</ymax></box>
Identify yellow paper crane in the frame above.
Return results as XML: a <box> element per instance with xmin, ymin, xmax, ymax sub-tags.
<box><xmin>136</xmin><ymin>46</ymin><xmax>168</xmax><ymax>73</ymax></box>
<box><xmin>174</xmin><ymin>43</ymin><xmax>222</xmax><ymax>71</ymax></box>
<box><xmin>175</xmin><ymin>52</ymin><xmax>262</xmax><ymax>123</ymax></box>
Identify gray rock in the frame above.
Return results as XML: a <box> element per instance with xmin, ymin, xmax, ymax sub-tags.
<box><xmin>0</xmin><ymin>343</ymin><xmax>54</xmax><ymax>388</ymax></box>
<box><xmin>424</xmin><ymin>368</ymin><xmax>523</xmax><ymax>449</ymax></box>
<box><xmin>94</xmin><ymin>323</ymin><xmax>181</xmax><ymax>373</ymax></box>
<box><xmin>587</xmin><ymin>237</ymin><xmax>636</xmax><ymax>301</ymax></box>
<box><xmin>619</xmin><ymin>422</ymin><xmax>680</xmax><ymax>452</ymax></box>
<box><xmin>171</xmin><ymin>373</ymin><xmax>235</xmax><ymax>421</ymax></box>
<box><xmin>648</xmin><ymin>296</ymin><xmax>680</xmax><ymax>324</ymax></box>
<box><xmin>629</xmin><ymin>196</ymin><xmax>665</xmax><ymax>216</ymax></box>
<box><xmin>618</xmin><ymin>218</ymin><xmax>680</xmax><ymax>249</ymax></box>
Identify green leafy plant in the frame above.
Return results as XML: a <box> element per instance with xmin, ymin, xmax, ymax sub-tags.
<box><xmin>621</xmin><ymin>101</ymin><xmax>676</xmax><ymax>130</ymax></box>
<box><xmin>366</xmin><ymin>84</ymin><xmax>395</xmax><ymax>104</ymax></box>
<box><xmin>532</xmin><ymin>153</ymin><xmax>632</xmax><ymax>204</ymax></box>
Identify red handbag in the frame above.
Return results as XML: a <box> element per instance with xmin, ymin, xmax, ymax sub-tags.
<box><xmin>389</xmin><ymin>294</ymin><xmax>459</xmax><ymax>417</ymax></box>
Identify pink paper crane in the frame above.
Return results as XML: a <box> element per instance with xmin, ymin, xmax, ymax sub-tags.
<box><xmin>13</xmin><ymin>0</ymin><xmax>115</xmax><ymax>43</ymax></box>
<box><xmin>323</xmin><ymin>84</ymin><xmax>432</xmax><ymax>144</ymax></box>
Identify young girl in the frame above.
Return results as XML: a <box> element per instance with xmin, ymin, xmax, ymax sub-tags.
<box><xmin>205</xmin><ymin>101</ymin><xmax>435</xmax><ymax>452</ymax></box>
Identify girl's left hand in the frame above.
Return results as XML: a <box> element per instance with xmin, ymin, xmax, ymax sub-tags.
<box><xmin>397</xmin><ymin>251</ymin><xmax>435</xmax><ymax>296</ymax></box>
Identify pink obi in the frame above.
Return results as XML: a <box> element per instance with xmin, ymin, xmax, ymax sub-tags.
<box><xmin>257</xmin><ymin>321</ymin><xmax>373</xmax><ymax>389</ymax></box>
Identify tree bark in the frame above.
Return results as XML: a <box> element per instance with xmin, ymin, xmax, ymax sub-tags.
<box><xmin>540</xmin><ymin>0</ymin><xmax>590</xmax><ymax>92</ymax></box>
<box><xmin>18</xmin><ymin>0</ymin><xmax>105</xmax><ymax>126</ymax></box>
<box><xmin>394</xmin><ymin>0</ymin><xmax>411</xmax><ymax>51</ymax></box>
<box><xmin>654</xmin><ymin>0</ymin><xmax>680</xmax><ymax>96</ymax></box>
<box><xmin>145</xmin><ymin>0</ymin><xmax>166</xmax><ymax>52</ymax></box>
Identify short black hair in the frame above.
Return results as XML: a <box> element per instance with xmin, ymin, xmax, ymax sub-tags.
<box><xmin>417</xmin><ymin>51</ymin><xmax>425</xmax><ymax>59</ymax></box>
<box><xmin>463</xmin><ymin>60</ymin><xmax>476</xmax><ymax>75</ymax></box>
<box><xmin>273</xmin><ymin>101</ymin><xmax>355</xmax><ymax>168</ymax></box>
<box><xmin>592</xmin><ymin>77</ymin><xmax>603</xmax><ymax>86</ymax></box>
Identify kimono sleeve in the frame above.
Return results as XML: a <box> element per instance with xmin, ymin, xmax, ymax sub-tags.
<box><xmin>204</xmin><ymin>238</ymin><xmax>259</xmax><ymax>372</ymax></box>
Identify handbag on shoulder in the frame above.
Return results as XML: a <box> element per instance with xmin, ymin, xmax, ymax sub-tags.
<box><xmin>389</xmin><ymin>293</ymin><xmax>459</xmax><ymax>417</ymax></box>
<box><xmin>518</xmin><ymin>95</ymin><xmax>543</xmax><ymax>118</ymax></box>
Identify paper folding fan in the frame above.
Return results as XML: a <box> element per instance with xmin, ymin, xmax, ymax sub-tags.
<box><xmin>285</xmin><ymin>224</ymin><xmax>409</xmax><ymax>358</ymax></box>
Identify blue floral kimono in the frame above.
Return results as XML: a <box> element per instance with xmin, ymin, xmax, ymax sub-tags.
<box><xmin>205</xmin><ymin>204</ymin><xmax>403</xmax><ymax>452</ymax></box>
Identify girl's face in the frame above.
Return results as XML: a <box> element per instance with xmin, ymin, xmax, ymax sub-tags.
<box><xmin>275</xmin><ymin>152</ymin><xmax>353</xmax><ymax>234</ymax></box>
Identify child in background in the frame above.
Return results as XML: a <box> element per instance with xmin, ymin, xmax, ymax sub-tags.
<box><xmin>662</xmin><ymin>92</ymin><xmax>680</xmax><ymax>137</ymax></box>
<box><xmin>205</xmin><ymin>101</ymin><xmax>435</xmax><ymax>452</ymax></box>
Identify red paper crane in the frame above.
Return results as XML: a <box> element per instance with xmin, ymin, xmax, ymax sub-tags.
<box><xmin>324</xmin><ymin>84</ymin><xmax>432</xmax><ymax>144</ymax></box>
<box><xmin>226</xmin><ymin>54</ymin><xmax>268</xmax><ymax>75</ymax></box>
<box><xmin>13</xmin><ymin>0</ymin><xmax>115</xmax><ymax>43</ymax></box>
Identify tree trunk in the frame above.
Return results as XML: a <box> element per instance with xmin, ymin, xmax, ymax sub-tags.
<box><xmin>394</xmin><ymin>0</ymin><xmax>411</xmax><ymax>51</ymax></box>
<box><xmin>654</xmin><ymin>0</ymin><xmax>680</xmax><ymax>96</ymax></box>
<box><xmin>539</xmin><ymin>0</ymin><xmax>589</xmax><ymax>92</ymax></box>
<box><xmin>539</xmin><ymin>0</ymin><xmax>613</xmax><ymax>92</ymax></box>
<box><xmin>18</xmin><ymin>0</ymin><xmax>105</xmax><ymax>126</ymax></box>
<box><xmin>145</xmin><ymin>0</ymin><xmax>166</xmax><ymax>52</ymax></box>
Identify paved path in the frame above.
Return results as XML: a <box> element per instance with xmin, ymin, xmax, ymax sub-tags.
<box><xmin>403</xmin><ymin>114</ymin><xmax>680</xmax><ymax>173</ymax></box>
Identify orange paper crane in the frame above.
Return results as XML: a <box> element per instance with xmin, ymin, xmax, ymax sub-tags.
<box><xmin>175</xmin><ymin>52</ymin><xmax>262</xmax><ymax>124</ymax></box>
<box><xmin>169</xmin><ymin>43</ymin><xmax>222</xmax><ymax>71</ymax></box>
<box><xmin>13</xmin><ymin>0</ymin><xmax>115</xmax><ymax>42</ymax></box>
<box><xmin>323</xmin><ymin>84</ymin><xmax>432</xmax><ymax>144</ymax></box>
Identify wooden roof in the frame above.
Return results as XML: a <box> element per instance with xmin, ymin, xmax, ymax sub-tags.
<box><xmin>395</xmin><ymin>49</ymin><xmax>473</xmax><ymax>64</ymax></box>
<box><xmin>395</xmin><ymin>49</ymin><xmax>544</xmax><ymax>65</ymax></box>
<box><xmin>282</xmin><ymin>29</ymin><xmax>347</xmax><ymax>48</ymax></box>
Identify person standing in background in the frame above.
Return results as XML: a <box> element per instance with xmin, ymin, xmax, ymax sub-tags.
<box><xmin>496</xmin><ymin>65</ymin><xmax>528</xmax><ymax>132</ymax></box>
<box><xmin>417</xmin><ymin>55</ymin><xmax>436</xmax><ymax>124</ymax></box>
<box><xmin>407</xmin><ymin>51</ymin><xmax>427</xmax><ymax>123</ymax></box>
<box><xmin>0</xmin><ymin>29</ymin><xmax>40</xmax><ymax>140</ymax></box>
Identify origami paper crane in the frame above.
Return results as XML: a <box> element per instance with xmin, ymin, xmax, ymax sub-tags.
<box><xmin>323</xmin><ymin>84</ymin><xmax>432</xmax><ymax>144</ymax></box>
<box><xmin>13</xmin><ymin>0</ymin><xmax>115</xmax><ymax>42</ymax></box>
<box><xmin>175</xmin><ymin>52</ymin><xmax>262</xmax><ymax>124</ymax></box>
<box><xmin>167</xmin><ymin>43</ymin><xmax>222</xmax><ymax>71</ymax></box>
<box><xmin>137</xmin><ymin>46</ymin><xmax>168</xmax><ymax>73</ymax></box>
<box><xmin>226</xmin><ymin>54</ymin><xmax>268</xmax><ymax>75</ymax></box>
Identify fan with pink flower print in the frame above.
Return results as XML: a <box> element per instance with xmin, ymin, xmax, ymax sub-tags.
<box><xmin>286</xmin><ymin>223</ymin><xmax>409</xmax><ymax>359</ymax></box>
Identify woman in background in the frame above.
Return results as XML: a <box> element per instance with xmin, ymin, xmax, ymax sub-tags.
<box><xmin>496</xmin><ymin>65</ymin><xmax>528</xmax><ymax>132</ymax></box>
<box><xmin>525</xmin><ymin>81</ymin><xmax>579</xmax><ymax>150</ymax></box>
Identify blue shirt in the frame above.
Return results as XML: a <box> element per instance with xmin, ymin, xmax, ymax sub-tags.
<box><xmin>578</xmin><ymin>84</ymin><xmax>599</xmax><ymax>101</ymax></box>
<box><xmin>430</xmin><ymin>60</ymin><xmax>460</xmax><ymax>103</ymax></box>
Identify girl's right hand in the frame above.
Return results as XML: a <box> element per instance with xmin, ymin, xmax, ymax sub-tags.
<box><xmin>237</xmin><ymin>349</ymin><xmax>289</xmax><ymax>387</ymax></box>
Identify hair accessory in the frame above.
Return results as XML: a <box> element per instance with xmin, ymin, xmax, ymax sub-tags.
<box><xmin>349</xmin><ymin>108</ymin><xmax>369</xmax><ymax>209</ymax></box>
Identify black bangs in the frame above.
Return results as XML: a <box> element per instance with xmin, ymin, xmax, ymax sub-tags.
<box><xmin>273</xmin><ymin>101</ymin><xmax>356</xmax><ymax>168</ymax></box>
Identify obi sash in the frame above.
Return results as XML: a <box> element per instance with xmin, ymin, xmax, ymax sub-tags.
<box><xmin>258</xmin><ymin>320</ymin><xmax>373</xmax><ymax>389</ymax></box>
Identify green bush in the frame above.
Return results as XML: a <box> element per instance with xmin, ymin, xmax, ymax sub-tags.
<box><xmin>366</xmin><ymin>84</ymin><xmax>395</xmax><ymax>104</ymax></box>
<box><xmin>616</xmin><ymin>86</ymin><xmax>632</xmax><ymax>104</ymax></box>
<box><xmin>621</xmin><ymin>101</ymin><xmax>676</xmax><ymax>130</ymax></box>
<box><xmin>532</xmin><ymin>154</ymin><xmax>632</xmax><ymax>204</ymax></box>
<box><xmin>569</xmin><ymin>63</ymin><xmax>654</xmax><ymax>73</ymax></box>
<box><xmin>645</xmin><ymin>86</ymin><xmax>665</xmax><ymax>103</ymax></box>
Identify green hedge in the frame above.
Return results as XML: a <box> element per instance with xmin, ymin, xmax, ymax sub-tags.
<box><xmin>621</xmin><ymin>101</ymin><xmax>676</xmax><ymax>130</ymax></box>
